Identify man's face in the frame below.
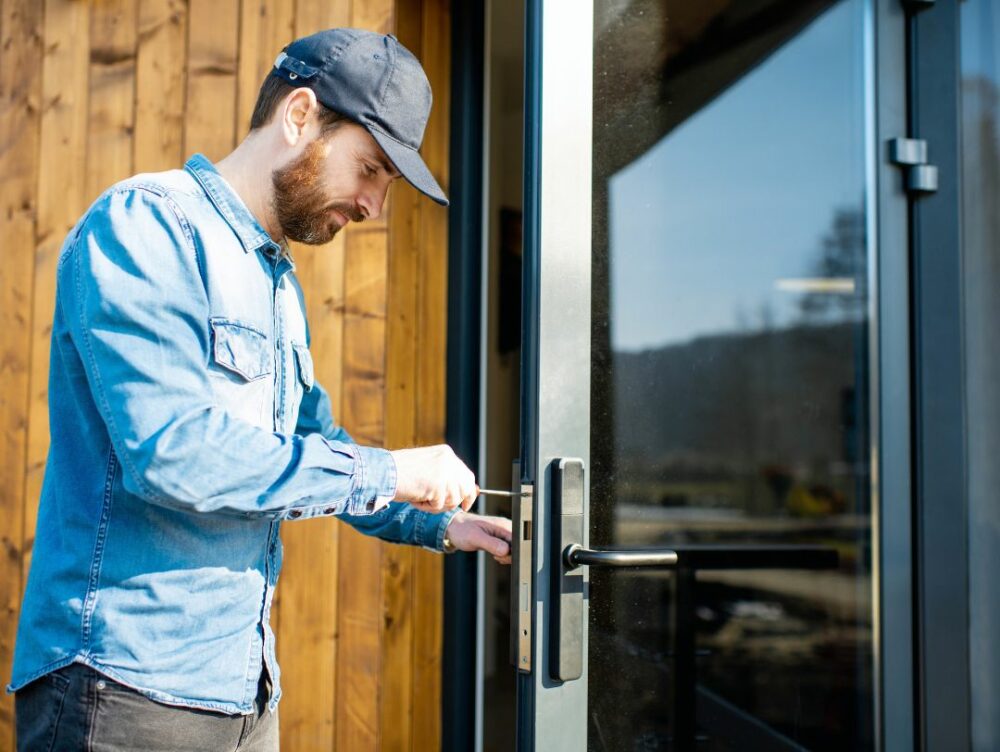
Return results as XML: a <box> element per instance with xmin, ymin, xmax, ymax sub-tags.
<box><xmin>271</xmin><ymin>121</ymin><xmax>401</xmax><ymax>245</ymax></box>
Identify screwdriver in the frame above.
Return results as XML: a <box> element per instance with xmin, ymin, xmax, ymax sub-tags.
<box><xmin>476</xmin><ymin>486</ymin><xmax>531</xmax><ymax>498</ymax></box>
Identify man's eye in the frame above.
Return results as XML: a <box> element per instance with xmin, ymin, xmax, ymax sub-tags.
<box><xmin>363</xmin><ymin>163</ymin><xmax>377</xmax><ymax>177</ymax></box>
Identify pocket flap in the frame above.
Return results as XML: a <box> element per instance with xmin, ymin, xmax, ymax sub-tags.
<box><xmin>210</xmin><ymin>319</ymin><xmax>272</xmax><ymax>381</ymax></box>
<box><xmin>293</xmin><ymin>344</ymin><xmax>314</xmax><ymax>392</ymax></box>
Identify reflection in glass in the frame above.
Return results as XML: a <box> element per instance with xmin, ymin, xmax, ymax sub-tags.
<box><xmin>960</xmin><ymin>3</ymin><xmax>1000</xmax><ymax>749</ymax></box>
<box><xmin>588</xmin><ymin>1</ymin><xmax>875</xmax><ymax>749</ymax></box>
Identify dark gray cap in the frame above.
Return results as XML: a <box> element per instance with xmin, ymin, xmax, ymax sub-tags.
<box><xmin>272</xmin><ymin>28</ymin><xmax>448</xmax><ymax>206</ymax></box>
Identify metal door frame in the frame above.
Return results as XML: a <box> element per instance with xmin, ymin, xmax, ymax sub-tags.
<box><xmin>517</xmin><ymin>1</ymin><xmax>593</xmax><ymax>749</ymax></box>
<box><xmin>906</xmin><ymin>2</ymin><xmax>971</xmax><ymax>749</ymax></box>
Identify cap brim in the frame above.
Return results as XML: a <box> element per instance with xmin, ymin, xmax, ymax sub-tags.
<box><xmin>368</xmin><ymin>128</ymin><xmax>449</xmax><ymax>207</ymax></box>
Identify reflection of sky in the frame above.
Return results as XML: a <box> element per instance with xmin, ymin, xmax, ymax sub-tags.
<box><xmin>961</xmin><ymin>0</ymin><xmax>998</xmax><ymax>81</ymax></box>
<box><xmin>608</xmin><ymin>0</ymin><xmax>868</xmax><ymax>352</ymax></box>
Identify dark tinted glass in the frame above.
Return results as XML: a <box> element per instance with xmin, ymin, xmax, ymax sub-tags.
<box><xmin>960</xmin><ymin>3</ymin><xmax>1000</xmax><ymax>748</ymax></box>
<box><xmin>588</xmin><ymin>1</ymin><xmax>876</xmax><ymax>749</ymax></box>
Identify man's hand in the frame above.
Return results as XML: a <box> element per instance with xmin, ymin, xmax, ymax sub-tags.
<box><xmin>390</xmin><ymin>445</ymin><xmax>478</xmax><ymax>513</ymax></box>
<box><xmin>444</xmin><ymin>512</ymin><xmax>512</xmax><ymax>564</ymax></box>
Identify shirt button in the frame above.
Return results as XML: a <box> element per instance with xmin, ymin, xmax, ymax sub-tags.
<box><xmin>96</xmin><ymin>680</ymin><xmax>107</xmax><ymax>690</ymax></box>
<box><xmin>288</xmin><ymin>510</ymin><xmax>302</xmax><ymax>519</ymax></box>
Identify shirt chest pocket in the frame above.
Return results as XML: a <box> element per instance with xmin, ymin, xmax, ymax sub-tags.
<box><xmin>209</xmin><ymin>318</ymin><xmax>273</xmax><ymax>428</ymax></box>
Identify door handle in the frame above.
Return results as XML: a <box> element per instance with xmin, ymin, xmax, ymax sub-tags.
<box><xmin>563</xmin><ymin>544</ymin><xmax>678</xmax><ymax>569</ymax></box>
<box><xmin>563</xmin><ymin>543</ymin><xmax>838</xmax><ymax>571</ymax></box>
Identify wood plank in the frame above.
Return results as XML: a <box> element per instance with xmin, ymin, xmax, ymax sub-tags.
<box><xmin>379</xmin><ymin>540</ymin><xmax>415</xmax><ymax>750</ymax></box>
<box><xmin>135</xmin><ymin>0</ymin><xmax>187</xmax><ymax>172</ymax></box>
<box><xmin>86</xmin><ymin>0</ymin><xmax>137</xmax><ymax>203</ymax></box>
<box><xmin>237</xmin><ymin>0</ymin><xmax>295</xmax><ymax>136</ymax></box>
<box><xmin>415</xmin><ymin>0</ymin><xmax>450</xmax><ymax>449</ymax></box>
<box><xmin>0</xmin><ymin>0</ymin><xmax>44</xmax><ymax>744</ymax></box>
<box><xmin>379</xmin><ymin>3</ymin><xmax>430</xmax><ymax>749</ymax></box>
<box><xmin>341</xmin><ymin>229</ymin><xmax>388</xmax><ymax>446</ymax></box>
<box><xmin>337</xmin><ymin>225</ymin><xmax>390</xmax><ymax>751</ymax></box>
<box><xmin>24</xmin><ymin>0</ymin><xmax>90</xmax><ymax>590</ymax></box>
<box><xmin>380</xmin><ymin>39</ymin><xmax>423</xmax><ymax>752</ymax></box>
<box><xmin>410</xmin><ymin>549</ymin><xmax>444</xmax><ymax>745</ymax></box>
<box><xmin>185</xmin><ymin>0</ymin><xmax>239</xmax><ymax>160</ymax></box>
<box><xmin>412</xmin><ymin>0</ymin><xmax>451</xmax><ymax>744</ymax></box>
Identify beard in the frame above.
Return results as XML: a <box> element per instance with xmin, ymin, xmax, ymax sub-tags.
<box><xmin>271</xmin><ymin>137</ymin><xmax>364</xmax><ymax>245</ymax></box>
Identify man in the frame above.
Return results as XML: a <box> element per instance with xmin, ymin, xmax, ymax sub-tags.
<box><xmin>10</xmin><ymin>28</ymin><xmax>510</xmax><ymax>751</ymax></box>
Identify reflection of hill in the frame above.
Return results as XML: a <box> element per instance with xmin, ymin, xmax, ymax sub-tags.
<box><xmin>613</xmin><ymin>321</ymin><xmax>863</xmax><ymax>467</ymax></box>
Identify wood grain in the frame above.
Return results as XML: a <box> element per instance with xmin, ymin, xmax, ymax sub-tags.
<box><xmin>185</xmin><ymin>0</ymin><xmax>239</xmax><ymax>160</ymax></box>
<box><xmin>135</xmin><ymin>0</ymin><xmax>187</xmax><ymax>172</ymax></box>
<box><xmin>0</xmin><ymin>0</ymin><xmax>44</xmax><ymax>744</ymax></box>
<box><xmin>86</xmin><ymin>0</ymin><xmax>136</xmax><ymax>203</ymax></box>
<box><xmin>411</xmin><ymin>0</ymin><xmax>450</xmax><ymax>743</ymax></box>
<box><xmin>237</xmin><ymin>0</ymin><xmax>296</xmax><ymax>136</ymax></box>
<box><xmin>337</xmin><ymin>226</ymin><xmax>388</xmax><ymax>751</ymax></box>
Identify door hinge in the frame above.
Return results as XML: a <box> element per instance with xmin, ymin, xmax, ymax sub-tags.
<box><xmin>889</xmin><ymin>138</ymin><xmax>938</xmax><ymax>195</ymax></box>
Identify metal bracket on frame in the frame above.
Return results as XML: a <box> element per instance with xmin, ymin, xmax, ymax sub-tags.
<box><xmin>889</xmin><ymin>137</ymin><xmax>939</xmax><ymax>195</ymax></box>
<box><xmin>510</xmin><ymin>461</ymin><xmax>534</xmax><ymax>673</ymax></box>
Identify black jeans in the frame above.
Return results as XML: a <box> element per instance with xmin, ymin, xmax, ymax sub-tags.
<box><xmin>14</xmin><ymin>663</ymin><xmax>278</xmax><ymax>752</ymax></box>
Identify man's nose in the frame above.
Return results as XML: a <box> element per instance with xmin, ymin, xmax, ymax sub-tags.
<box><xmin>358</xmin><ymin>192</ymin><xmax>385</xmax><ymax>219</ymax></box>
<box><xmin>357</xmin><ymin>188</ymin><xmax>387</xmax><ymax>222</ymax></box>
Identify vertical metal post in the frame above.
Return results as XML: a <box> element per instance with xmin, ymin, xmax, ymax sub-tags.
<box><xmin>907</xmin><ymin>3</ymin><xmax>971</xmax><ymax>749</ymax></box>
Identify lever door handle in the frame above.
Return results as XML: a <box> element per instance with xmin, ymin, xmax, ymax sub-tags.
<box><xmin>563</xmin><ymin>543</ymin><xmax>838</xmax><ymax>572</ymax></box>
<box><xmin>563</xmin><ymin>543</ymin><xmax>678</xmax><ymax>569</ymax></box>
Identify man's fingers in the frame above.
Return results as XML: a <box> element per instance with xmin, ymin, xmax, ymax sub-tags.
<box><xmin>476</xmin><ymin>525</ymin><xmax>510</xmax><ymax>558</ymax></box>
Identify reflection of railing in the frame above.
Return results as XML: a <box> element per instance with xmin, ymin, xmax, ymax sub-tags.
<box><xmin>565</xmin><ymin>544</ymin><xmax>838</xmax><ymax>751</ymax></box>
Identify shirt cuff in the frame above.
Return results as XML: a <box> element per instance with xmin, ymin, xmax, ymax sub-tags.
<box><xmin>346</xmin><ymin>445</ymin><xmax>397</xmax><ymax>516</ymax></box>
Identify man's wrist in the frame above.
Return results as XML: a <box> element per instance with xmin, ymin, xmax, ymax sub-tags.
<box><xmin>441</xmin><ymin>511</ymin><xmax>463</xmax><ymax>553</ymax></box>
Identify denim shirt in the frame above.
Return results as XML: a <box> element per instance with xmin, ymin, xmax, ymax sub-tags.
<box><xmin>8</xmin><ymin>154</ymin><xmax>456</xmax><ymax>714</ymax></box>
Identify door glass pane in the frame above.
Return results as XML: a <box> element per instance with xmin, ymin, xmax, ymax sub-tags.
<box><xmin>588</xmin><ymin>1</ymin><xmax>875</xmax><ymax>749</ymax></box>
<box><xmin>960</xmin><ymin>3</ymin><xmax>1000</xmax><ymax>749</ymax></box>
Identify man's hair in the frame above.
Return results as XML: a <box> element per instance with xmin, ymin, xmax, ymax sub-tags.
<box><xmin>249</xmin><ymin>74</ymin><xmax>346</xmax><ymax>133</ymax></box>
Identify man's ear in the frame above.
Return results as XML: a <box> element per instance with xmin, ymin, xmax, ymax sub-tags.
<box><xmin>280</xmin><ymin>87</ymin><xmax>319</xmax><ymax>147</ymax></box>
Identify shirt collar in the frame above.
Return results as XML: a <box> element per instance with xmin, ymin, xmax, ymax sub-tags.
<box><xmin>184</xmin><ymin>153</ymin><xmax>276</xmax><ymax>255</ymax></box>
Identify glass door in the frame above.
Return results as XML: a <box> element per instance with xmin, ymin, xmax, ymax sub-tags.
<box><xmin>514</xmin><ymin>1</ymin><xmax>913</xmax><ymax>749</ymax></box>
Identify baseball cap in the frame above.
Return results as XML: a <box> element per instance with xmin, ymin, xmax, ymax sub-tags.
<box><xmin>271</xmin><ymin>28</ymin><xmax>448</xmax><ymax>206</ymax></box>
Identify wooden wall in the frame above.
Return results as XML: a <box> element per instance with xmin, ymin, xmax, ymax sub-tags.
<box><xmin>0</xmin><ymin>0</ymin><xmax>451</xmax><ymax>749</ymax></box>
